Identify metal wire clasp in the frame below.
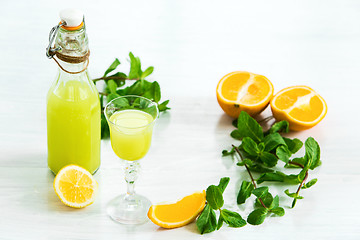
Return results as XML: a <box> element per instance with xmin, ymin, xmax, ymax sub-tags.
<box><xmin>46</xmin><ymin>21</ymin><xmax>66</xmax><ymax>59</ymax></box>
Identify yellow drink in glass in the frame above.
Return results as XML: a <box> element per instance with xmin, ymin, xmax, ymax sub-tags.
<box><xmin>109</xmin><ymin>110</ymin><xmax>154</xmax><ymax>161</ymax></box>
<box><xmin>105</xmin><ymin>95</ymin><xmax>159</xmax><ymax>224</ymax></box>
<box><xmin>47</xmin><ymin>80</ymin><xmax>100</xmax><ymax>174</ymax></box>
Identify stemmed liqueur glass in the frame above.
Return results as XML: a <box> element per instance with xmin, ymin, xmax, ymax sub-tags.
<box><xmin>105</xmin><ymin>95</ymin><xmax>159</xmax><ymax>224</ymax></box>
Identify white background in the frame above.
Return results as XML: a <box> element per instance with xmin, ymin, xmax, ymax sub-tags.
<box><xmin>0</xmin><ymin>0</ymin><xmax>359</xmax><ymax>239</ymax></box>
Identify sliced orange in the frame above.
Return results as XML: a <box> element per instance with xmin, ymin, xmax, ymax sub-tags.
<box><xmin>53</xmin><ymin>165</ymin><xmax>98</xmax><ymax>208</ymax></box>
<box><xmin>270</xmin><ymin>85</ymin><xmax>327</xmax><ymax>131</ymax></box>
<box><xmin>148</xmin><ymin>191</ymin><xmax>206</xmax><ymax>229</ymax></box>
<box><xmin>216</xmin><ymin>71</ymin><xmax>274</xmax><ymax>118</ymax></box>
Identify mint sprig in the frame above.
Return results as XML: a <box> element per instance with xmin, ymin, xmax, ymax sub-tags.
<box><xmin>196</xmin><ymin>177</ymin><xmax>246</xmax><ymax>234</ymax></box>
<box><xmin>93</xmin><ymin>52</ymin><xmax>170</xmax><ymax>138</ymax></box>
<box><xmin>222</xmin><ymin>111</ymin><xmax>321</xmax><ymax>228</ymax></box>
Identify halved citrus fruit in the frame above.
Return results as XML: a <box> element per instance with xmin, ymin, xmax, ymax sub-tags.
<box><xmin>216</xmin><ymin>71</ymin><xmax>274</xmax><ymax>118</ymax></box>
<box><xmin>54</xmin><ymin>165</ymin><xmax>98</xmax><ymax>208</ymax></box>
<box><xmin>270</xmin><ymin>85</ymin><xmax>327</xmax><ymax>131</ymax></box>
<box><xmin>148</xmin><ymin>191</ymin><xmax>206</xmax><ymax>229</ymax></box>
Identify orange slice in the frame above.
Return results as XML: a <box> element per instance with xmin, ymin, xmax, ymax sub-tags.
<box><xmin>216</xmin><ymin>71</ymin><xmax>274</xmax><ymax>118</ymax></box>
<box><xmin>148</xmin><ymin>191</ymin><xmax>206</xmax><ymax>229</ymax></box>
<box><xmin>270</xmin><ymin>85</ymin><xmax>327</xmax><ymax>131</ymax></box>
<box><xmin>53</xmin><ymin>165</ymin><xmax>98</xmax><ymax>208</ymax></box>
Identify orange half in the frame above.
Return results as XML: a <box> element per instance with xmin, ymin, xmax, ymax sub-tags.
<box><xmin>148</xmin><ymin>191</ymin><xmax>206</xmax><ymax>229</ymax></box>
<box><xmin>270</xmin><ymin>85</ymin><xmax>327</xmax><ymax>131</ymax></box>
<box><xmin>216</xmin><ymin>71</ymin><xmax>274</xmax><ymax>118</ymax></box>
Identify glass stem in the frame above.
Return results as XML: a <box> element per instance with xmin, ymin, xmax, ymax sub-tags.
<box><xmin>124</xmin><ymin>161</ymin><xmax>140</xmax><ymax>198</ymax></box>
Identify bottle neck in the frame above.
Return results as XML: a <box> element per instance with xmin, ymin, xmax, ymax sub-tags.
<box><xmin>58</xmin><ymin>59</ymin><xmax>88</xmax><ymax>76</ymax></box>
<box><xmin>56</xmin><ymin>59</ymin><xmax>90</xmax><ymax>85</ymax></box>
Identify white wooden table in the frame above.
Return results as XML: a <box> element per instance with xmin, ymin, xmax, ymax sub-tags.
<box><xmin>0</xmin><ymin>0</ymin><xmax>359</xmax><ymax>239</ymax></box>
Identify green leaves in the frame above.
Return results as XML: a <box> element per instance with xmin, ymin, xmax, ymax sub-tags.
<box><xmin>220</xmin><ymin>112</ymin><xmax>321</xmax><ymax>230</ymax></box>
<box><xmin>206</xmin><ymin>185</ymin><xmax>224</xmax><ymax>210</ymax></box>
<box><xmin>141</xmin><ymin>66</ymin><xmax>154</xmax><ymax>79</ymax></box>
<box><xmin>304</xmin><ymin>137</ymin><xmax>321</xmax><ymax>170</ymax></box>
<box><xmin>217</xmin><ymin>177</ymin><xmax>230</xmax><ymax>193</ymax></box>
<box><xmin>107</xmin><ymin>80</ymin><xmax>118</xmax><ymax>94</ymax></box>
<box><xmin>247</xmin><ymin>208</ymin><xmax>268</xmax><ymax>225</ymax></box>
<box><xmin>95</xmin><ymin>52</ymin><xmax>170</xmax><ymax>139</ymax></box>
<box><xmin>237</xmin><ymin>181</ymin><xmax>254</xmax><ymax>204</ymax></box>
<box><xmin>247</xmin><ymin>191</ymin><xmax>284</xmax><ymax>225</ymax></box>
<box><xmin>196</xmin><ymin>204</ymin><xmax>217</xmax><ymax>234</ymax></box>
<box><xmin>128</xmin><ymin>52</ymin><xmax>142</xmax><ymax>79</ymax></box>
<box><xmin>263</xmin><ymin>133</ymin><xmax>286</xmax><ymax>152</ymax></box>
<box><xmin>284</xmin><ymin>189</ymin><xmax>304</xmax><ymax>208</ymax></box>
<box><xmin>219</xmin><ymin>209</ymin><xmax>247</xmax><ymax>228</ymax></box>
<box><xmin>103</xmin><ymin>58</ymin><xmax>120</xmax><ymax>77</ymax></box>
<box><xmin>268</xmin><ymin>120</ymin><xmax>289</xmax><ymax>134</ymax></box>
<box><xmin>302</xmin><ymin>178</ymin><xmax>317</xmax><ymax>189</ymax></box>
<box><xmin>252</xmin><ymin>186</ymin><xmax>269</xmax><ymax>199</ymax></box>
<box><xmin>232</xmin><ymin>111</ymin><xmax>264</xmax><ymax>142</ymax></box>
<box><xmin>197</xmin><ymin>178</ymin><xmax>246</xmax><ymax>234</ymax></box>
<box><xmin>241</xmin><ymin>137</ymin><xmax>260</xmax><ymax>156</ymax></box>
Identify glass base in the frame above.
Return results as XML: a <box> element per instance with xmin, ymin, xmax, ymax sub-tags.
<box><xmin>107</xmin><ymin>193</ymin><xmax>152</xmax><ymax>225</ymax></box>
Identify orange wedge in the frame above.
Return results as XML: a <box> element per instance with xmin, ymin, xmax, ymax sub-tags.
<box><xmin>216</xmin><ymin>71</ymin><xmax>274</xmax><ymax>118</ymax></box>
<box><xmin>54</xmin><ymin>165</ymin><xmax>98</xmax><ymax>208</ymax></box>
<box><xmin>148</xmin><ymin>191</ymin><xmax>206</xmax><ymax>229</ymax></box>
<box><xmin>270</xmin><ymin>85</ymin><xmax>327</xmax><ymax>131</ymax></box>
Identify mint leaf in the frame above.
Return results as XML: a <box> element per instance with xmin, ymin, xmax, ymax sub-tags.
<box><xmin>257</xmin><ymin>172</ymin><xmax>285</xmax><ymax>184</ymax></box>
<box><xmin>100</xmin><ymin>113</ymin><xmax>110</xmax><ymax>139</ymax></box>
<box><xmin>247</xmin><ymin>208</ymin><xmax>268</xmax><ymax>225</ymax></box>
<box><xmin>217</xmin><ymin>177</ymin><xmax>230</xmax><ymax>193</ymax></box>
<box><xmin>141</xmin><ymin>66</ymin><xmax>154</xmax><ymax>79</ymax></box>
<box><xmin>106</xmin><ymin>72</ymin><xmax>127</xmax><ymax>87</ymax></box>
<box><xmin>206</xmin><ymin>185</ymin><xmax>224</xmax><ymax>210</ymax></box>
<box><xmin>268</xmin><ymin>121</ymin><xmax>289</xmax><ymax>134</ymax></box>
<box><xmin>241</xmin><ymin>137</ymin><xmax>260</xmax><ymax>156</ymax></box>
<box><xmin>258</xmin><ymin>142</ymin><xmax>265</xmax><ymax>152</ymax></box>
<box><xmin>128</xmin><ymin>52</ymin><xmax>142</xmax><ymax>79</ymax></box>
<box><xmin>263</xmin><ymin>133</ymin><xmax>286</xmax><ymax>152</ymax></box>
<box><xmin>302</xmin><ymin>178</ymin><xmax>317</xmax><ymax>189</ymax></box>
<box><xmin>152</xmin><ymin>81</ymin><xmax>161</xmax><ymax>102</ymax></box>
<box><xmin>237</xmin><ymin>181</ymin><xmax>254</xmax><ymax>204</ymax></box>
<box><xmin>222</xmin><ymin>148</ymin><xmax>235</xmax><ymax>156</ymax></box>
<box><xmin>236</xmin><ymin>158</ymin><xmax>253</xmax><ymax>167</ymax></box>
<box><xmin>252</xmin><ymin>186</ymin><xmax>269</xmax><ymax>199</ymax></box>
<box><xmin>285</xmin><ymin>157</ymin><xmax>306</xmax><ymax>168</ymax></box>
<box><xmin>220</xmin><ymin>209</ymin><xmax>247</xmax><ymax>228</ymax></box>
<box><xmin>107</xmin><ymin>80</ymin><xmax>118</xmax><ymax>94</ymax></box>
<box><xmin>304</xmin><ymin>137</ymin><xmax>321</xmax><ymax>170</ymax></box>
<box><xmin>158</xmin><ymin>100</ymin><xmax>170</xmax><ymax>112</ymax></box>
<box><xmin>104</xmin><ymin>58</ymin><xmax>120</xmax><ymax>77</ymax></box>
<box><xmin>257</xmin><ymin>171</ymin><xmax>301</xmax><ymax>184</ymax></box>
<box><xmin>230</xmin><ymin>129</ymin><xmax>242</xmax><ymax>140</ymax></box>
<box><xmin>217</xmin><ymin>215</ymin><xmax>224</xmax><ymax>230</ymax></box>
<box><xmin>270</xmin><ymin>207</ymin><xmax>285</xmax><ymax>216</ymax></box>
<box><xmin>269</xmin><ymin>195</ymin><xmax>279</xmax><ymax>209</ymax></box>
<box><xmin>255</xmin><ymin>192</ymin><xmax>273</xmax><ymax>208</ymax></box>
<box><xmin>284</xmin><ymin>189</ymin><xmax>303</xmax><ymax>199</ymax></box>
<box><xmin>259</xmin><ymin>152</ymin><xmax>278</xmax><ymax>167</ymax></box>
<box><xmin>236</xmin><ymin>111</ymin><xmax>264</xmax><ymax>142</ymax></box>
<box><xmin>247</xmin><ymin>163</ymin><xmax>274</xmax><ymax>173</ymax></box>
<box><xmin>276</xmin><ymin>145</ymin><xmax>292</xmax><ymax>163</ymax></box>
<box><xmin>107</xmin><ymin>93</ymin><xmax>121</xmax><ymax>102</ymax></box>
<box><xmin>197</xmin><ymin>204</ymin><xmax>217</xmax><ymax>234</ymax></box>
<box><xmin>284</xmin><ymin>137</ymin><xmax>303</xmax><ymax>154</ymax></box>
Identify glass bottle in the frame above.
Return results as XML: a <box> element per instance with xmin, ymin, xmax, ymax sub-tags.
<box><xmin>46</xmin><ymin>9</ymin><xmax>100</xmax><ymax>175</ymax></box>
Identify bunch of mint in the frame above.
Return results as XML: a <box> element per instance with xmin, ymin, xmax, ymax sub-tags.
<box><xmin>196</xmin><ymin>177</ymin><xmax>247</xmax><ymax>234</ymax></box>
<box><xmin>197</xmin><ymin>111</ymin><xmax>321</xmax><ymax>233</ymax></box>
<box><xmin>93</xmin><ymin>52</ymin><xmax>170</xmax><ymax>138</ymax></box>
